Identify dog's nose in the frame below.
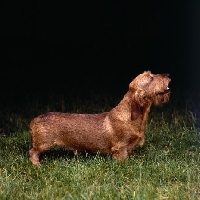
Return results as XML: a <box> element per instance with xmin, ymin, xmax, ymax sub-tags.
<box><xmin>161</xmin><ymin>73</ymin><xmax>170</xmax><ymax>77</ymax></box>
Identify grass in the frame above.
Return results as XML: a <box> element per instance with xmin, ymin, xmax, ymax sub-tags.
<box><xmin>0</xmin><ymin>93</ymin><xmax>199</xmax><ymax>199</ymax></box>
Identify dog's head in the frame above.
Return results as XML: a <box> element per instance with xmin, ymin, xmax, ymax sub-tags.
<box><xmin>130</xmin><ymin>70</ymin><xmax>171</xmax><ymax>107</ymax></box>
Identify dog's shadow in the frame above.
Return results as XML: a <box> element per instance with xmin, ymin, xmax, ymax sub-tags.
<box><xmin>39</xmin><ymin>147</ymin><xmax>109</xmax><ymax>163</ymax></box>
<box><xmin>40</xmin><ymin>148</ymin><xmax>76</xmax><ymax>161</ymax></box>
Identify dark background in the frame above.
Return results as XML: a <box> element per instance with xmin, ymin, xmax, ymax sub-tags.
<box><xmin>1</xmin><ymin>1</ymin><xmax>200</xmax><ymax>98</ymax></box>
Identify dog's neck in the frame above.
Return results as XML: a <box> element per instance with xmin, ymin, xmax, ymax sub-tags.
<box><xmin>109</xmin><ymin>91</ymin><xmax>152</xmax><ymax>132</ymax></box>
<box><xmin>109</xmin><ymin>91</ymin><xmax>132</xmax><ymax>122</ymax></box>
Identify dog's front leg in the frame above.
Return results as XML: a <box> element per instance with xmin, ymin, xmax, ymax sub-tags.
<box><xmin>111</xmin><ymin>142</ymin><xmax>128</xmax><ymax>161</ymax></box>
<box><xmin>126</xmin><ymin>134</ymin><xmax>142</xmax><ymax>155</ymax></box>
<box><xmin>138</xmin><ymin>136</ymin><xmax>145</xmax><ymax>147</ymax></box>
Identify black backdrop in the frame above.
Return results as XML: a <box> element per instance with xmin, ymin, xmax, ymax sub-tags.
<box><xmin>1</xmin><ymin>1</ymin><xmax>200</xmax><ymax>97</ymax></box>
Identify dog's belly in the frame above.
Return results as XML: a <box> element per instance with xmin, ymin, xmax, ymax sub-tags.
<box><xmin>55</xmin><ymin>127</ymin><xmax>112</xmax><ymax>154</ymax></box>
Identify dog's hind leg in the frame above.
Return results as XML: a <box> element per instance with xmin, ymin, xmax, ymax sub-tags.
<box><xmin>29</xmin><ymin>148</ymin><xmax>41</xmax><ymax>165</ymax></box>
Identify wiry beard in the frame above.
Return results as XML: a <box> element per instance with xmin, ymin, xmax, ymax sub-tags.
<box><xmin>152</xmin><ymin>91</ymin><xmax>171</xmax><ymax>106</ymax></box>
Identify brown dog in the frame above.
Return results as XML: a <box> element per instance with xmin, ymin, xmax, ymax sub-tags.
<box><xmin>29</xmin><ymin>71</ymin><xmax>171</xmax><ymax>165</ymax></box>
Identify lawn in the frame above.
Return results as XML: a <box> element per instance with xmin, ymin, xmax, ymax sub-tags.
<box><xmin>0</xmin><ymin>93</ymin><xmax>199</xmax><ymax>199</ymax></box>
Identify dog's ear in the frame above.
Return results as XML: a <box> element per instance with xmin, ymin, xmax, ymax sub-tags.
<box><xmin>131</xmin><ymin>100</ymin><xmax>141</xmax><ymax>120</ymax></box>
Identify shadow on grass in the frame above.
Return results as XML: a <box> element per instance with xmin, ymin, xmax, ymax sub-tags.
<box><xmin>39</xmin><ymin>148</ymin><xmax>111</xmax><ymax>163</ymax></box>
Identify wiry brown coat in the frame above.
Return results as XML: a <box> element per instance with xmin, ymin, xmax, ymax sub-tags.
<box><xmin>29</xmin><ymin>71</ymin><xmax>171</xmax><ymax>165</ymax></box>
